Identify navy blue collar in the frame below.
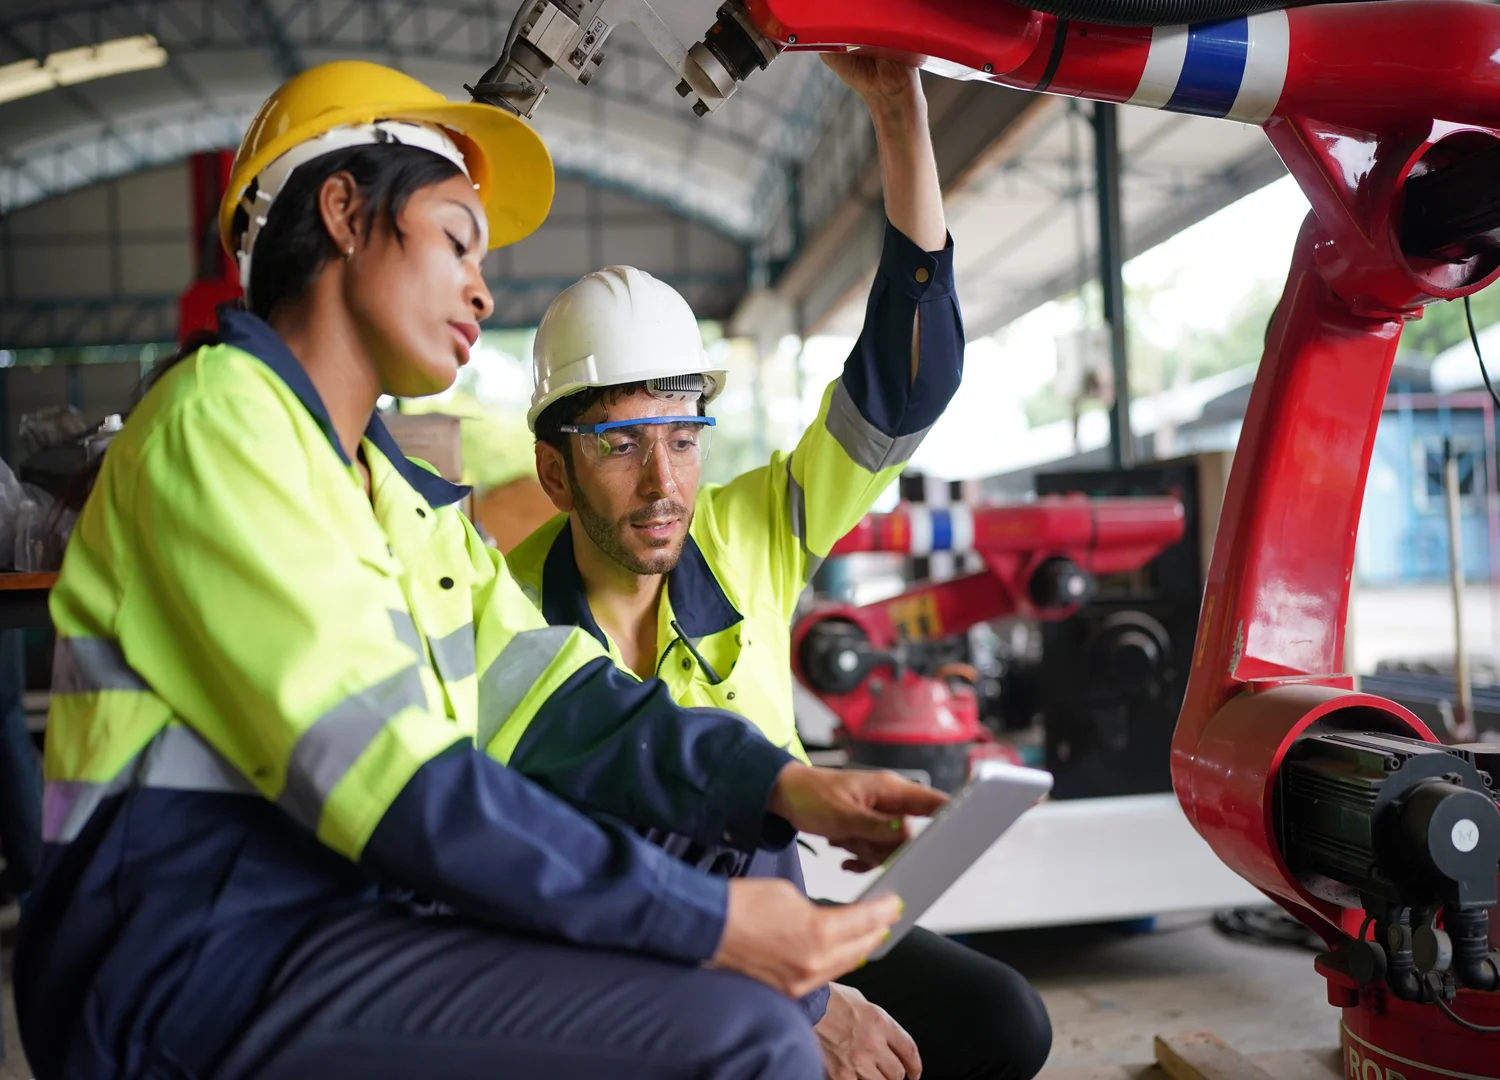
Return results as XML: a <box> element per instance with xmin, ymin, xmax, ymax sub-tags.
<box><xmin>541</xmin><ymin>523</ymin><xmax>608</xmax><ymax>647</ymax></box>
<box><xmin>540</xmin><ymin>520</ymin><xmax>743</xmax><ymax>649</ymax></box>
<box><xmin>667</xmin><ymin>531</ymin><xmax>743</xmax><ymax>638</ymax></box>
<box><xmin>218</xmin><ymin>309</ymin><xmax>471</xmax><ymax>509</ymax></box>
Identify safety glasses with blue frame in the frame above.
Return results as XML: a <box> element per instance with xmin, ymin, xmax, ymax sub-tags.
<box><xmin>559</xmin><ymin>415</ymin><xmax>716</xmax><ymax>472</ymax></box>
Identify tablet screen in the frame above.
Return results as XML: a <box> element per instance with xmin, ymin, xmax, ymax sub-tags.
<box><xmin>856</xmin><ymin>762</ymin><xmax>1053</xmax><ymax>960</ymax></box>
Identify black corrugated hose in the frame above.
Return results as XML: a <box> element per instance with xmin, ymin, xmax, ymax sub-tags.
<box><xmin>1018</xmin><ymin>0</ymin><xmax>1325</xmax><ymax>28</ymax></box>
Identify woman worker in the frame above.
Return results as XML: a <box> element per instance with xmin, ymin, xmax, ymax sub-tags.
<box><xmin>13</xmin><ymin>61</ymin><xmax>944</xmax><ymax>1080</ymax></box>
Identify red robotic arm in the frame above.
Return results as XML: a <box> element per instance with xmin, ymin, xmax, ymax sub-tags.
<box><xmin>748</xmin><ymin>0</ymin><xmax>1500</xmax><ymax>133</ymax></box>
<box><xmin>745</xmin><ymin>1</ymin><xmax>1500</xmax><ymax>1069</ymax></box>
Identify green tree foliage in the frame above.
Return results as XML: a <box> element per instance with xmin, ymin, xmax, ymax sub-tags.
<box><xmin>1021</xmin><ymin>277</ymin><xmax>1282</xmax><ymax>427</ymax></box>
<box><xmin>1400</xmin><ymin>283</ymin><xmax>1500</xmax><ymax>360</ymax></box>
<box><xmin>1129</xmin><ymin>277</ymin><xmax>1282</xmax><ymax>393</ymax></box>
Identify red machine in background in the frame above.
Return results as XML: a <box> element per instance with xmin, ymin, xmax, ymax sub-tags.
<box><xmin>177</xmin><ymin>150</ymin><xmax>242</xmax><ymax>344</ymax></box>
<box><xmin>793</xmin><ymin>495</ymin><xmax>1184</xmax><ymax>791</ymax></box>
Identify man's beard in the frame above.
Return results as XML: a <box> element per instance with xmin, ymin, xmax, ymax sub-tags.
<box><xmin>570</xmin><ymin>474</ymin><xmax>691</xmax><ymax>576</ymax></box>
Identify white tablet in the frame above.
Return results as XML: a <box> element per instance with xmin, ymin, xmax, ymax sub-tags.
<box><xmin>856</xmin><ymin>761</ymin><xmax>1054</xmax><ymax>960</ymax></box>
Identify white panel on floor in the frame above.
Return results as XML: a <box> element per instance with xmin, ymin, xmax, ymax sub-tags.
<box><xmin>799</xmin><ymin>793</ymin><xmax>1266</xmax><ymax>933</ymax></box>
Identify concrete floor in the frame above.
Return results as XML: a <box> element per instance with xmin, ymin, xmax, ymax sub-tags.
<box><xmin>0</xmin><ymin>906</ymin><xmax>1339</xmax><ymax>1080</ymax></box>
<box><xmin>966</xmin><ymin>914</ymin><xmax>1340</xmax><ymax>1076</ymax></box>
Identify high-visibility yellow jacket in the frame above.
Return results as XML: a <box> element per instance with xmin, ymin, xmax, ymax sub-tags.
<box><xmin>507</xmin><ymin>219</ymin><xmax>963</xmax><ymax>770</ymax></box>
<box><xmin>17</xmin><ymin>309</ymin><xmax>796</xmax><ymax>1080</ymax></box>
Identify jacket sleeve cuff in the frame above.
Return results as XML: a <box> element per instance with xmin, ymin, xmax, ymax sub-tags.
<box><xmin>801</xmin><ymin>982</ymin><xmax>831</xmax><ymax>1025</ymax></box>
<box><xmin>878</xmin><ymin>217</ymin><xmax>955</xmax><ymax>301</ymax></box>
<box><xmin>711</xmin><ymin>734</ymin><xmax>796</xmax><ymax>852</ymax></box>
<box><xmin>641</xmin><ymin>852</ymin><xmax>732</xmax><ymax>962</ymax></box>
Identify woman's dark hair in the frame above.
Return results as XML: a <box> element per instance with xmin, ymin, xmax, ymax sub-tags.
<box><xmin>67</xmin><ymin>143</ymin><xmax>465</xmax><ymax>510</ymax></box>
<box><xmin>240</xmin><ymin>143</ymin><xmax>464</xmax><ymax>321</ymax></box>
<box><xmin>150</xmin><ymin>142</ymin><xmax>464</xmax><ymax>395</ymax></box>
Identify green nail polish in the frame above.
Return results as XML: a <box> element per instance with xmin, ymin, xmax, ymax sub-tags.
<box><xmin>890</xmin><ymin>819</ymin><xmax>902</xmax><ymax>831</ymax></box>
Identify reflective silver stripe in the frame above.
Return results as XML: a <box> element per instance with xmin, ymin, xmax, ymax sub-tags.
<box><xmin>137</xmin><ymin>724</ymin><xmax>257</xmax><ymax>794</ymax></box>
<box><xmin>52</xmin><ymin>637</ymin><xmax>149</xmax><ymax>694</ymax></box>
<box><xmin>787</xmin><ymin>468</ymin><xmax>821</xmax><ymax>583</ymax></box>
<box><xmin>279</xmin><ymin>666</ymin><xmax>429</xmax><ymax>828</ymax></box>
<box><xmin>43</xmin><ymin>726</ymin><xmax>255</xmax><ymax>843</ymax></box>
<box><xmin>430</xmin><ymin>623</ymin><xmax>477</xmax><ymax>683</ymax></box>
<box><xmin>788</xmin><ymin>468</ymin><xmax>807</xmax><ymax>543</ymax></box>
<box><xmin>825</xmin><ymin>379</ymin><xmax>930</xmax><ymax>474</ymax></box>
<box><xmin>390</xmin><ymin>610</ymin><xmax>475</xmax><ymax>683</ymax></box>
<box><xmin>389</xmin><ymin>610</ymin><xmax>423</xmax><ymax>656</ymax></box>
<box><xmin>476</xmin><ymin>626</ymin><xmax>574</xmax><ymax>751</ymax></box>
<box><xmin>277</xmin><ymin>664</ymin><xmax>427</xmax><ymax>830</ymax></box>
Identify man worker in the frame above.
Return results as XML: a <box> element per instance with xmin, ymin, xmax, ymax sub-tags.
<box><xmin>507</xmin><ymin>53</ymin><xmax>1053</xmax><ymax>1080</ymax></box>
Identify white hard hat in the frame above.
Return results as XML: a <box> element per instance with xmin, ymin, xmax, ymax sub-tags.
<box><xmin>528</xmin><ymin>265</ymin><xmax>727</xmax><ymax>431</ymax></box>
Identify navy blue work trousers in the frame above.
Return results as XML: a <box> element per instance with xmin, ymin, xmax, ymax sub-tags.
<box><xmin>211</xmin><ymin>903</ymin><xmax>822</xmax><ymax>1080</ymax></box>
<box><xmin>0</xmin><ymin>628</ymin><xmax>41</xmax><ymax>895</ymax></box>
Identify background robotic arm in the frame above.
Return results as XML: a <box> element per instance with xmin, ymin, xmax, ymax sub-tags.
<box><xmin>794</xmin><ymin>495</ymin><xmax>1184</xmax><ymax>792</ymax></box>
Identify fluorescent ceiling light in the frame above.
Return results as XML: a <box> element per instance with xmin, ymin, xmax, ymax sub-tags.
<box><xmin>0</xmin><ymin>34</ymin><xmax>167</xmax><ymax>106</ymax></box>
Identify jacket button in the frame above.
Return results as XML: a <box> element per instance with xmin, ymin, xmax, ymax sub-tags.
<box><xmin>439</xmin><ymin>577</ymin><xmax>454</xmax><ymax>590</ymax></box>
<box><xmin>682</xmin><ymin>658</ymin><xmax>691</xmax><ymax>670</ymax></box>
<box><xmin>727</xmin><ymin>691</ymin><xmax>736</xmax><ymax>700</ymax></box>
<box><xmin>416</xmin><ymin>508</ymin><xmax>427</xmax><ymax>518</ymax></box>
<box><xmin>915</xmin><ymin>266</ymin><xmax>930</xmax><ymax>284</ymax></box>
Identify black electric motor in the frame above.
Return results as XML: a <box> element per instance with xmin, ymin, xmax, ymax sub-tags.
<box><xmin>1279</xmin><ymin>731</ymin><xmax>1500</xmax><ymax>912</ymax></box>
<box><xmin>1278</xmin><ymin>730</ymin><xmax>1500</xmax><ymax>998</ymax></box>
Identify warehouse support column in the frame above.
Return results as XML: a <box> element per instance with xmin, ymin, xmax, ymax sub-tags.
<box><xmin>1094</xmin><ymin>102</ymin><xmax>1133</xmax><ymax>469</ymax></box>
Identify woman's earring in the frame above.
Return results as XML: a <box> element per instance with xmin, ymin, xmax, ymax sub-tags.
<box><xmin>343</xmin><ymin>245</ymin><xmax>354</xmax><ymax>258</ymax></box>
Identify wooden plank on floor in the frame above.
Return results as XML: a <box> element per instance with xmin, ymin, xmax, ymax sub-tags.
<box><xmin>1041</xmin><ymin>1040</ymin><xmax>1341</xmax><ymax>1080</ymax></box>
<box><xmin>1247</xmin><ymin>1049</ymin><xmax>1342</xmax><ymax>1079</ymax></box>
<box><xmin>1154</xmin><ymin>1032</ymin><xmax>1277</xmax><ymax>1080</ymax></box>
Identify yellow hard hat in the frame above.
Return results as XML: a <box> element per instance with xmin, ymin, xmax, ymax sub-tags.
<box><xmin>220</xmin><ymin>59</ymin><xmax>553</xmax><ymax>261</ymax></box>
